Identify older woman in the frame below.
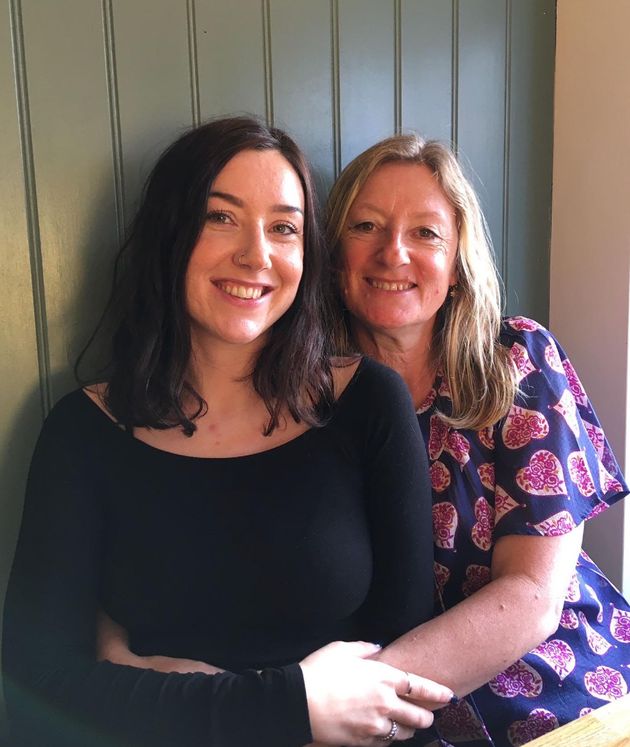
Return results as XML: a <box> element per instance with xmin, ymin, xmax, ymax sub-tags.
<box><xmin>326</xmin><ymin>134</ymin><xmax>630</xmax><ymax>746</ymax></box>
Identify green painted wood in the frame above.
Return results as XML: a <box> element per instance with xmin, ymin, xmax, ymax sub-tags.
<box><xmin>457</xmin><ymin>0</ymin><xmax>508</xmax><ymax>276</ymax></box>
<box><xmin>270</xmin><ymin>0</ymin><xmax>335</xmax><ymax>196</ymax></box>
<box><xmin>196</xmin><ymin>0</ymin><xmax>267</xmax><ymax>121</ymax></box>
<box><xmin>504</xmin><ymin>0</ymin><xmax>554</xmax><ymax>324</ymax></box>
<box><xmin>112</xmin><ymin>1</ymin><xmax>194</xmax><ymax>223</ymax></box>
<box><xmin>338</xmin><ymin>0</ymin><xmax>396</xmax><ymax>166</ymax></box>
<box><xmin>20</xmin><ymin>0</ymin><xmax>119</xmax><ymax>401</ymax></box>
<box><xmin>401</xmin><ymin>0</ymin><xmax>453</xmax><ymax>142</ymax></box>
<box><xmin>0</xmin><ymin>2</ymin><xmax>45</xmax><ymax>734</ymax></box>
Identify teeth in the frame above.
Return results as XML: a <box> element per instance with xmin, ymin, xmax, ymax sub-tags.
<box><xmin>219</xmin><ymin>283</ymin><xmax>264</xmax><ymax>299</ymax></box>
<box><xmin>368</xmin><ymin>279</ymin><xmax>414</xmax><ymax>291</ymax></box>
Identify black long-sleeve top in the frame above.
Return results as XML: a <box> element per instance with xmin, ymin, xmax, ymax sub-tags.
<box><xmin>3</xmin><ymin>357</ymin><xmax>433</xmax><ymax>747</ymax></box>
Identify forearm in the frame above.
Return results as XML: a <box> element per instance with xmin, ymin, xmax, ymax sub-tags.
<box><xmin>377</xmin><ymin>573</ymin><xmax>562</xmax><ymax>697</ymax></box>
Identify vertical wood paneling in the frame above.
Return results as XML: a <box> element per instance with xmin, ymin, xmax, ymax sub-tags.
<box><xmin>196</xmin><ymin>0</ymin><xmax>266</xmax><ymax>120</ymax></box>
<box><xmin>20</xmin><ymin>0</ymin><xmax>118</xmax><ymax>402</ymax></box>
<box><xmin>401</xmin><ymin>0</ymin><xmax>453</xmax><ymax>142</ymax></box>
<box><xmin>269</xmin><ymin>0</ymin><xmax>334</xmax><ymax>195</ymax></box>
<box><xmin>505</xmin><ymin>0</ymin><xmax>554</xmax><ymax>323</ymax></box>
<box><xmin>338</xmin><ymin>0</ymin><xmax>396</xmax><ymax>166</ymax></box>
<box><xmin>112</xmin><ymin>1</ymin><xmax>192</xmax><ymax>221</ymax></box>
<box><xmin>457</xmin><ymin>0</ymin><xmax>508</xmax><ymax>272</ymax></box>
<box><xmin>0</xmin><ymin>2</ymin><xmax>45</xmax><ymax>730</ymax></box>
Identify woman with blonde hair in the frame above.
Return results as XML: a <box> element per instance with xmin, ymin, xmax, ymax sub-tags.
<box><xmin>326</xmin><ymin>133</ymin><xmax>629</xmax><ymax>745</ymax></box>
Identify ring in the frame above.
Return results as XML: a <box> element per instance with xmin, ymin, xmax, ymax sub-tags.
<box><xmin>377</xmin><ymin>719</ymin><xmax>398</xmax><ymax>742</ymax></box>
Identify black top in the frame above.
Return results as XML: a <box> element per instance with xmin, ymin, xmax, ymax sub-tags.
<box><xmin>3</xmin><ymin>357</ymin><xmax>433</xmax><ymax>747</ymax></box>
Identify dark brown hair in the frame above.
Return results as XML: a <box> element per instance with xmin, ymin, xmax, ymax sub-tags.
<box><xmin>78</xmin><ymin>116</ymin><xmax>334</xmax><ymax>435</ymax></box>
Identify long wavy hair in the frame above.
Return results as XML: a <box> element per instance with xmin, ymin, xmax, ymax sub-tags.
<box><xmin>77</xmin><ymin>116</ymin><xmax>334</xmax><ymax>436</ymax></box>
<box><xmin>326</xmin><ymin>133</ymin><xmax>516</xmax><ymax>430</ymax></box>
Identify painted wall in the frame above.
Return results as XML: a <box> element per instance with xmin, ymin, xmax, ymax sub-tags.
<box><xmin>551</xmin><ymin>0</ymin><xmax>630</xmax><ymax>596</ymax></box>
<box><xmin>1</xmin><ymin>0</ymin><xmax>555</xmax><ymax>734</ymax></box>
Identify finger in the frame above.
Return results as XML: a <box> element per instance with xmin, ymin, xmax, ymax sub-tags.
<box><xmin>388</xmin><ymin>699</ymin><xmax>435</xmax><ymax>731</ymax></box>
<box><xmin>332</xmin><ymin>640</ymin><xmax>383</xmax><ymax>659</ymax></box>
<box><xmin>405</xmin><ymin>672</ymin><xmax>454</xmax><ymax>705</ymax></box>
<box><xmin>367</xmin><ymin>718</ymin><xmax>415</xmax><ymax>744</ymax></box>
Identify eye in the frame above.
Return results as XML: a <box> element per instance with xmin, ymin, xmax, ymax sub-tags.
<box><xmin>417</xmin><ymin>227</ymin><xmax>440</xmax><ymax>240</ymax></box>
<box><xmin>206</xmin><ymin>210</ymin><xmax>233</xmax><ymax>225</ymax></box>
<box><xmin>350</xmin><ymin>221</ymin><xmax>376</xmax><ymax>233</ymax></box>
<box><xmin>271</xmin><ymin>222</ymin><xmax>299</xmax><ymax>236</ymax></box>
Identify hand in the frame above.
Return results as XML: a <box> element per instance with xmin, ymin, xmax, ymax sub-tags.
<box><xmin>300</xmin><ymin>641</ymin><xmax>454</xmax><ymax>745</ymax></box>
<box><xmin>96</xmin><ymin>609</ymin><xmax>224</xmax><ymax>675</ymax></box>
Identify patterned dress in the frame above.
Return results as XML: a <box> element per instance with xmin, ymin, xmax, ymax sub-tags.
<box><xmin>419</xmin><ymin>317</ymin><xmax>630</xmax><ymax>746</ymax></box>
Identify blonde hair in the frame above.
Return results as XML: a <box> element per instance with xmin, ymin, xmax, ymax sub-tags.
<box><xmin>326</xmin><ymin>133</ymin><xmax>517</xmax><ymax>430</ymax></box>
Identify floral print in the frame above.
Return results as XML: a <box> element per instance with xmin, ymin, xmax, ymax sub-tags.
<box><xmin>417</xmin><ymin>319</ymin><xmax>629</xmax><ymax>746</ymax></box>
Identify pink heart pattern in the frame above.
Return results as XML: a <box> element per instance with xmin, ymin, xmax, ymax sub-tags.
<box><xmin>559</xmin><ymin>609</ymin><xmax>579</xmax><ymax>630</ymax></box>
<box><xmin>532</xmin><ymin>510</ymin><xmax>576</xmax><ymax>536</ymax></box>
<box><xmin>516</xmin><ymin>450</ymin><xmax>567</xmax><ymax>496</ymax></box>
<box><xmin>434</xmin><ymin>698</ymin><xmax>489</xmax><ymax>742</ymax></box>
<box><xmin>598</xmin><ymin>460</ymin><xmax>624</xmax><ymax>494</ymax></box>
<box><xmin>478</xmin><ymin>426</ymin><xmax>494</xmax><ymax>450</ymax></box>
<box><xmin>562</xmin><ymin>358</ymin><xmax>589</xmax><ymax>407</ymax></box>
<box><xmin>510</xmin><ymin>342</ymin><xmax>538</xmax><ymax>383</ymax></box>
<box><xmin>544</xmin><ymin>342</ymin><xmax>565</xmax><ymax>373</ymax></box>
<box><xmin>579</xmin><ymin>707</ymin><xmax>594</xmax><ymax>718</ymax></box>
<box><xmin>495</xmin><ymin>484</ymin><xmax>520</xmax><ymax>523</ymax></box>
<box><xmin>502</xmin><ymin>405</ymin><xmax>549</xmax><ymax>450</ymax></box>
<box><xmin>462</xmin><ymin>564</ymin><xmax>491</xmax><ymax>597</ymax></box>
<box><xmin>564</xmin><ymin>572</ymin><xmax>581</xmax><ymax>603</ymax></box>
<box><xmin>444</xmin><ymin>431</ymin><xmax>471</xmax><ymax>468</ymax></box>
<box><xmin>429</xmin><ymin>460</ymin><xmax>451</xmax><ymax>492</ymax></box>
<box><xmin>567</xmin><ymin>451</ymin><xmax>596</xmax><ymax>496</ymax></box>
<box><xmin>531</xmin><ymin>639</ymin><xmax>576</xmax><ymax>680</ymax></box>
<box><xmin>488</xmin><ymin>660</ymin><xmax>543</xmax><ymax>698</ymax></box>
<box><xmin>578</xmin><ymin>611</ymin><xmax>612</xmax><ymax>655</ymax></box>
<box><xmin>477</xmin><ymin>462</ymin><xmax>495</xmax><ymax>491</ymax></box>
<box><xmin>434</xmin><ymin>561</ymin><xmax>450</xmax><ymax>593</ymax></box>
<box><xmin>584</xmin><ymin>421</ymin><xmax>605</xmax><ymax>458</ymax></box>
<box><xmin>584</xmin><ymin>584</ymin><xmax>604</xmax><ymax>623</ymax></box>
<box><xmin>508</xmin><ymin>316</ymin><xmax>542</xmax><ymax>332</ymax></box>
<box><xmin>584</xmin><ymin>665</ymin><xmax>628</xmax><ymax>702</ymax></box>
<box><xmin>551</xmin><ymin>389</ymin><xmax>580</xmax><ymax>438</ymax></box>
<box><xmin>471</xmin><ymin>497</ymin><xmax>493</xmax><ymax>550</ymax></box>
<box><xmin>585</xmin><ymin>501</ymin><xmax>608</xmax><ymax>520</ymax></box>
<box><xmin>507</xmin><ymin>709</ymin><xmax>559</xmax><ymax>747</ymax></box>
<box><xmin>416</xmin><ymin>386</ymin><xmax>436</xmax><ymax>414</ymax></box>
<box><xmin>428</xmin><ymin>415</ymin><xmax>448</xmax><ymax>460</ymax></box>
<box><xmin>610</xmin><ymin>604</ymin><xmax>630</xmax><ymax>643</ymax></box>
<box><xmin>433</xmin><ymin>501</ymin><xmax>458</xmax><ymax>549</ymax></box>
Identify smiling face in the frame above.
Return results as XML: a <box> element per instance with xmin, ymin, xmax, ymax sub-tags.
<box><xmin>339</xmin><ymin>161</ymin><xmax>459</xmax><ymax>344</ymax></box>
<box><xmin>185</xmin><ymin>148</ymin><xmax>305</xmax><ymax>354</ymax></box>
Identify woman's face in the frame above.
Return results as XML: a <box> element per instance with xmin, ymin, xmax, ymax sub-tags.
<box><xmin>185</xmin><ymin>148</ymin><xmax>304</xmax><ymax>352</ymax></box>
<box><xmin>339</xmin><ymin>162</ymin><xmax>458</xmax><ymax>342</ymax></box>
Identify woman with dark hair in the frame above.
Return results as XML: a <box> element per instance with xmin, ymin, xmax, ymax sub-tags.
<box><xmin>2</xmin><ymin>118</ymin><xmax>452</xmax><ymax>747</ymax></box>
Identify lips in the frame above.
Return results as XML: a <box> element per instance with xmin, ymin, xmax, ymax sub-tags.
<box><xmin>214</xmin><ymin>281</ymin><xmax>271</xmax><ymax>300</ymax></box>
<box><xmin>366</xmin><ymin>278</ymin><xmax>416</xmax><ymax>291</ymax></box>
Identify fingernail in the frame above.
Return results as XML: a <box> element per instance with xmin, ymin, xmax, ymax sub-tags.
<box><xmin>371</xmin><ymin>642</ymin><xmax>383</xmax><ymax>648</ymax></box>
<box><xmin>450</xmin><ymin>694</ymin><xmax>460</xmax><ymax>705</ymax></box>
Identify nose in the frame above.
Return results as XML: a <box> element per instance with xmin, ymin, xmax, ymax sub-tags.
<box><xmin>234</xmin><ymin>224</ymin><xmax>272</xmax><ymax>271</ymax></box>
<box><xmin>378</xmin><ymin>229</ymin><xmax>410</xmax><ymax>267</ymax></box>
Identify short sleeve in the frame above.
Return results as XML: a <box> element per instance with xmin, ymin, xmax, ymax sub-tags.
<box><xmin>493</xmin><ymin>317</ymin><xmax>628</xmax><ymax>540</ymax></box>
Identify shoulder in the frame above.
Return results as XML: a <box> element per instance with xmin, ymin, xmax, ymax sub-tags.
<box><xmin>334</xmin><ymin>356</ymin><xmax>416</xmax><ymax>418</ymax></box>
<box><xmin>500</xmin><ymin>316</ymin><xmax>568</xmax><ymax>369</ymax></box>
<box><xmin>41</xmin><ymin>386</ymin><xmax>111</xmax><ymax>442</ymax></box>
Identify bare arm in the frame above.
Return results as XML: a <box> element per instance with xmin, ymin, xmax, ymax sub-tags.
<box><xmin>375</xmin><ymin>525</ymin><xmax>583</xmax><ymax>697</ymax></box>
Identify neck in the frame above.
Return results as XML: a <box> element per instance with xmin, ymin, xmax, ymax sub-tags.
<box><xmin>351</xmin><ymin>321</ymin><xmax>437</xmax><ymax>408</ymax></box>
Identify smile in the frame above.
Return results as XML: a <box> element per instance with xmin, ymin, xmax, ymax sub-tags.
<box><xmin>214</xmin><ymin>281</ymin><xmax>269</xmax><ymax>300</ymax></box>
<box><xmin>366</xmin><ymin>278</ymin><xmax>416</xmax><ymax>291</ymax></box>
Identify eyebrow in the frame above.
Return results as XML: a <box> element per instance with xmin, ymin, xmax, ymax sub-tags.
<box><xmin>351</xmin><ymin>203</ymin><xmax>451</xmax><ymax>221</ymax></box>
<box><xmin>209</xmin><ymin>191</ymin><xmax>304</xmax><ymax>217</ymax></box>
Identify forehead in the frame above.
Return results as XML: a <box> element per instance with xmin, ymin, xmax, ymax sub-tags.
<box><xmin>352</xmin><ymin>161</ymin><xmax>454</xmax><ymax>218</ymax></box>
<box><xmin>211</xmin><ymin>148</ymin><xmax>304</xmax><ymax>207</ymax></box>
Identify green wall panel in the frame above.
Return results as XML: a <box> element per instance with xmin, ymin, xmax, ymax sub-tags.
<box><xmin>196</xmin><ymin>0</ymin><xmax>267</xmax><ymax>120</ymax></box>
<box><xmin>338</xmin><ymin>0</ymin><xmax>396</xmax><ymax>166</ymax></box>
<box><xmin>401</xmin><ymin>0</ymin><xmax>453</xmax><ymax>142</ymax></box>
<box><xmin>20</xmin><ymin>0</ymin><xmax>119</xmax><ymax>403</ymax></box>
<box><xmin>0</xmin><ymin>4</ymin><xmax>42</xmax><ymax>733</ymax></box>
<box><xmin>270</xmin><ymin>0</ymin><xmax>334</xmax><ymax>195</ymax></box>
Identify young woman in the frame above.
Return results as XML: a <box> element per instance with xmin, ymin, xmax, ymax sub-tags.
<box><xmin>2</xmin><ymin>118</ymin><xmax>452</xmax><ymax>747</ymax></box>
